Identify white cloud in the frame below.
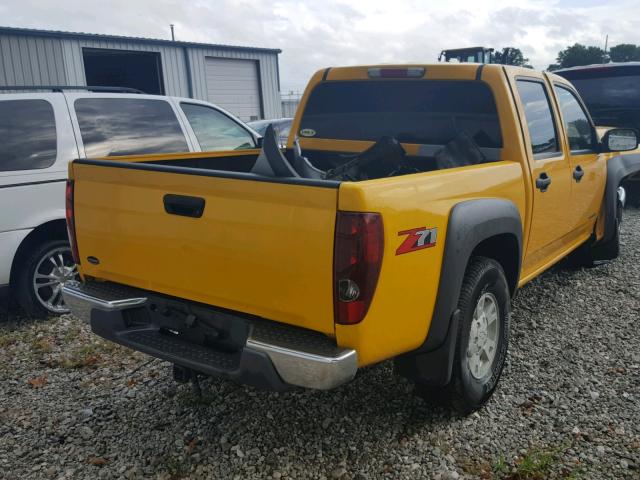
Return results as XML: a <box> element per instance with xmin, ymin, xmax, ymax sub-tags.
<box><xmin>2</xmin><ymin>0</ymin><xmax>640</xmax><ymax>91</ymax></box>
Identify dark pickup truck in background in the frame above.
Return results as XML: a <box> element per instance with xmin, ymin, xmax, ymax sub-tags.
<box><xmin>557</xmin><ymin>63</ymin><xmax>640</xmax><ymax>205</ymax></box>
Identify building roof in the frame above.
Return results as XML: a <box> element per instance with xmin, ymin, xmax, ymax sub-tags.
<box><xmin>0</xmin><ymin>25</ymin><xmax>281</xmax><ymax>54</ymax></box>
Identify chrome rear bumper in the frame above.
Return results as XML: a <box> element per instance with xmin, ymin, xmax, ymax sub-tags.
<box><xmin>62</xmin><ymin>281</ymin><xmax>357</xmax><ymax>390</ymax></box>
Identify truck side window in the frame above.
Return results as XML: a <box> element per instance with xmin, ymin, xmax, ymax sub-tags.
<box><xmin>75</xmin><ymin>98</ymin><xmax>189</xmax><ymax>157</ymax></box>
<box><xmin>0</xmin><ymin>99</ymin><xmax>57</xmax><ymax>172</ymax></box>
<box><xmin>554</xmin><ymin>86</ymin><xmax>595</xmax><ymax>152</ymax></box>
<box><xmin>180</xmin><ymin>103</ymin><xmax>255</xmax><ymax>151</ymax></box>
<box><xmin>516</xmin><ymin>80</ymin><xmax>560</xmax><ymax>157</ymax></box>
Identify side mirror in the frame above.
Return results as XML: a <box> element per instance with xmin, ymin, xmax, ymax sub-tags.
<box><xmin>255</xmin><ymin>136</ymin><xmax>264</xmax><ymax>148</ymax></box>
<box><xmin>602</xmin><ymin>128</ymin><xmax>638</xmax><ymax>152</ymax></box>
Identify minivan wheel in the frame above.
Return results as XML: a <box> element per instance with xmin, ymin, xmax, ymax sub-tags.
<box><xmin>14</xmin><ymin>239</ymin><xmax>78</xmax><ymax>318</ymax></box>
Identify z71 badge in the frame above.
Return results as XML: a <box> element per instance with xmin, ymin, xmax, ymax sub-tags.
<box><xmin>396</xmin><ymin>227</ymin><xmax>438</xmax><ymax>255</ymax></box>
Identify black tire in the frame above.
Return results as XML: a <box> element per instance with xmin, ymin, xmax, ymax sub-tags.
<box><xmin>13</xmin><ymin>239</ymin><xmax>76</xmax><ymax>319</ymax></box>
<box><xmin>417</xmin><ymin>257</ymin><xmax>510</xmax><ymax>415</ymax></box>
<box><xmin>623</xmin><ymin>181</ymin><xmax>640</xmax><ymax>208</ymax></box>
<box><xmin>571</xmin><ymin>202</ymin><xmax>622</xmax><ymax>267</ymax></box>
<box><xmin>593</xmin><ymin>214</ymin><xmax>621</xmax><ymax>261</ymax></box>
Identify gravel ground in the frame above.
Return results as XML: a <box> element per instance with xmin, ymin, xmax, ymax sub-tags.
<box><xmin>1</xmin><ymin>209</ymin><xmax>639</xmax><ymax>480</ymax></box>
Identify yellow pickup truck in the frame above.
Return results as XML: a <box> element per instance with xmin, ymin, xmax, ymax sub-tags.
<box><xmin>62</xmin><ymin>64</ymin><xmax>640</xmax><ymax>414</ymax></box>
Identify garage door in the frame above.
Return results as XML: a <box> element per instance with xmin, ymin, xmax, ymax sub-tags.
<box><xmin>205</xmin><ymin>57</ymin><xmax>262</xmax><ymax>122</ymax></box>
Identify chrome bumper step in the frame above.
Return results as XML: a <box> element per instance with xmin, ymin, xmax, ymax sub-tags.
<box><xmin>62</xmin><ymin>281</ymin><xmax>357</xmax><ymax>390</ymax></box>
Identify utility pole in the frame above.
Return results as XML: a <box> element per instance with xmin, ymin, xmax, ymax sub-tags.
<box><xmin>603</xmin><ymin>34</ymin><xmax>608</xmax><ymax>63</ymax></box>
<box><xmin>170</xmin><ymin>24</ymin><xmax>175</xmax><ymax>41</ymax></box>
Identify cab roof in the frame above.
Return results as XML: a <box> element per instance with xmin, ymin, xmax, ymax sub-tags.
<box><xmin>318</xmin><ymin>63</ymin><xmax>538</xmax><ymax>82</ymax></box>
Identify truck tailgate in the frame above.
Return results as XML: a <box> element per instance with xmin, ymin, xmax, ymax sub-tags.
<box><xmin>71</xmin><ymin>161</ymin><xmax>338</xmax><ymax>335</ymax></box>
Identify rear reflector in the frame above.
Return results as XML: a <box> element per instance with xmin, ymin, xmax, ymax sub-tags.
<box><xmin>65</xmin><ymin>180</ymin><xmax>80</xmax><ymax>265</ymax></box>
<box><xmin>334</xmin><ymin>212</ymin><xmax>384</xmax><ymax>325</ymax></box>
<box><xmin>368</xmin><ymin>67</ymin><xmax>425</xmax><ymax>78</ymax></box>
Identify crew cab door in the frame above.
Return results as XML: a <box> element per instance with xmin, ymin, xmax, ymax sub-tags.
<box><xmin>511</xmin><ymin>75</ymin><xmax>574</xmax><ymax>272</ymax></box>
<box><xmin>549</xmin><ymin>80</ymin><xmax>605</xmax><ymax>235</ymax></box>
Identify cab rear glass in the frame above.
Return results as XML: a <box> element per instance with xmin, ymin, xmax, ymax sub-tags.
<box><xmin>299</xmin><ymin>80</ymin><xmax>502</xmax><ymax>148</ymax></box>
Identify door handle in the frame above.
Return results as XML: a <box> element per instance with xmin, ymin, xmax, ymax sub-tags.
<box><xmin>163</xmin><ymin>194</ymin><xmax>205</xmax><ymax>218</ymax></box>
<box><xmin>573</xmin><ymin>165</ymin><xmax>584</xmax><ymax>182</ymax></box>
<box><xmin>536</xmin><ymin>172</ymin><xmax>551</xmax><ymax>192</ymax></box>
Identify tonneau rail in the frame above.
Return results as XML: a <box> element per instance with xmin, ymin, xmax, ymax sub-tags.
<box><xmin>73</xmin><ymin>158</ymin><xmax>342</xmax><ymax>188</ymax></box>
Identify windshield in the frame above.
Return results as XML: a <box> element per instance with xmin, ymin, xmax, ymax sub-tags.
<box><xmin>299</xmin><ymin>80</ymin><xmax>502</xmax><ymax>148</ymax></box>
<box><xmin>558</xmin><ymin>66</ymin><xmax>640</xmax><ymax>130</ymax></box>
<box><xmin>249</xmin><ymin>119</ymin><xmax>292</xmax><ymax>139</ymax></box>
<box><xmin>247</xmin><ymin>120</ymin><xmax>270</xmax><ymax>136</ymax></box>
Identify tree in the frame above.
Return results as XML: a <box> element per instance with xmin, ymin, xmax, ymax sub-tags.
<box><xmin>555</xmin><ymin>43</ymin><xmax>605</xmax><ymax>68</ymax></box>
<box><xmin>492</xmin><ymin>47</ymin><xmax>531</xmax><ymax>67</ymax></box>
<box><xmin>609</xmin><ymin>43</ymin><xmax>640</xmax><ymax>62</ymax></box>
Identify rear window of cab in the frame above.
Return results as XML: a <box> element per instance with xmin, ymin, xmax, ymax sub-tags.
<box><xmin>299</xmin><ymin>80</ymin><xmax>502</xmax><ymax>148</ymax></box>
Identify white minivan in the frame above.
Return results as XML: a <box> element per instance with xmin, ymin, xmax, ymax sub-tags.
<box><xmin>0</xmin><ymin>87</ymin><xmax>261</xmax><ymax>317</ymax></box>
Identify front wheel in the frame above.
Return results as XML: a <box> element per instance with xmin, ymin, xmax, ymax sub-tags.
<box><xmin>14</xmin><ymin>239</ymin><xmax>78</xmax><ymax>318</ymax></box>
<box><xmin>417</xmin><ymin>257</ymin><xmax>510</xmax><ymax>415</ymax></box>
<box><xmin>570</xmin><ymin>201</ymin><xmax>622</xmax><ymax>267</ymax></box>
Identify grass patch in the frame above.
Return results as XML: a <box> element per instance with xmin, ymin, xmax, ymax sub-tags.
<box><xmin>63</xmin><ymin>324</ymin><xmax>83</xmax><ymax>342</ymax></box>
<box><xmin>0</xmin><ymin>332</ymin><xmax>20</xmax><ymax>348</ymax></box>
<box><xmin>491</xmin><ymin>443</ymin><xmax>583</xmax><ymax>480</ymax></box>
<box><xmin>492</xmin><ymin>454</ymin><xmax>510</xmax><ymax>476</ymax></box>
<box><xmin>515</xmin><ymin>447</ymin><xmax>560</xmax><ymax>478</ymax></box>
<box><xmin>165</xmin><ymin>456</ymin><xmax>190</xmax><ymax>479</ymax></box>
<box><xmin>31</xmin><ymin>336</ymin><xmax>54</xmax><ymax>353</ymax></box>
<box><xmin>54</xmin><ymin>340</ymin><xmax>118</xmax><ymax>369</ymax></box>
<box><xmin>561</xmin><ymin>466</ymin><xmax>586</xmax><ymax>480</ymax></box>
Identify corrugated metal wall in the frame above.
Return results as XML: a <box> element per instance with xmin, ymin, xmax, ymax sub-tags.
<box><xmin>0</xmin><ymin>32</ymin><xmax>282</xmax><ymax>119</ymax></box>
<box><xmin>0</xmin><ymin>34</ymin><xmax>67</xmax><ymax>85</ymax></box>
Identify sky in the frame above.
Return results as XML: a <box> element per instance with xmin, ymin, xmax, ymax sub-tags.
<box><xmin>1</xmin><ymin>0</ymin><xmax>639</xmax><ymax>92</ymax></box>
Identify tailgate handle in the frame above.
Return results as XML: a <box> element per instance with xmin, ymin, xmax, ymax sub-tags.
<box><xmin>163</xmin><ymin>194</ymin><xmax>205</xmax><ymax>218</ymax></box>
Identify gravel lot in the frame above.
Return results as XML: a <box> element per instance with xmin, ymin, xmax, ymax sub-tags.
<box><xmin>1</xmin><ymin>209</ymin><xmax>639</xmax><ymax>480</ymax></box>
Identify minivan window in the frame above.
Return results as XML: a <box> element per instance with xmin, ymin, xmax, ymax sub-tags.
<box><xmin>554</xmin><ymin>86</ymin><xmax>594</xmax><ymax>151</ymax></box>
<box><xmin>181</xmin><ymin>103</ymin><xmax>255</xmax><ymax>151</ymax></box>
<box><xmin>75</xmin><ymin>98</ymin><xmax>189</xmax><ymax>157</ymax></box>
<box><xmin>299</xmin><ymin>80</ymin><xmax>503</xmax><ymax>148</ymax></box>
<box><xmin>516</xmin><ymin>80</ymin><xmax>560</xmax><ymax>156</ymax></box>
<box><xmin>0</xmin><ymin>99</ymin><xmax>57</xmax><ymax>172</ymax></box>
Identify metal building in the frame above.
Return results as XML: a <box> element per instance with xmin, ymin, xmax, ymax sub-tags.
<box><xmin>0</xmin><ymin>26</ymin><xmax>282</xmax><ymax>121</ymax></box>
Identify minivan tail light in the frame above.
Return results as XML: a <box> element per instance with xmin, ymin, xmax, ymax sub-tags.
<box><xmin>334</xmin><ymin>212</ymin><xmax>384</xmax><ymax>325</ymax></box>
<box><xmin>65</xmin><ymin>180</ymin><xmax>80</xmax><ymax>265</ymax></box>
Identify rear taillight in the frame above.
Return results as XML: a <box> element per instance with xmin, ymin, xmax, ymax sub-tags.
<box><xmin>334</xmin><ymin>212</ymin><xmax>384</xmax><ymax>325</ymax></box>
<box><xmin>65</xmin><ymin>180</ymin><xmax>80</xmax><ymax>264</ymax></box>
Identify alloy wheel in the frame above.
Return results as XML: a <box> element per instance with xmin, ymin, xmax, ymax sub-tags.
<box><xmin>32</xmin><ymin>246</ymin><xmax>78</xmax><ymax>314</ymax></box>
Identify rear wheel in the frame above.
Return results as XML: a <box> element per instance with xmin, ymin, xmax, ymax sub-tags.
<box><xmin>416</xmin><ymin>257</ymin><xmax>510</xmax><ymax>415</ymax></box>
<box><xmin>14</xmin><ymin>239</ymin><xmax>78</xmax><ymax>318</ymax></box>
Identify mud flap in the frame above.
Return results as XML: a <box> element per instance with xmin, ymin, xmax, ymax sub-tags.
<box><xmin>394</xmin><ymin>310</ymin><xmax>461</xmax><ymax>387</ymax></box>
